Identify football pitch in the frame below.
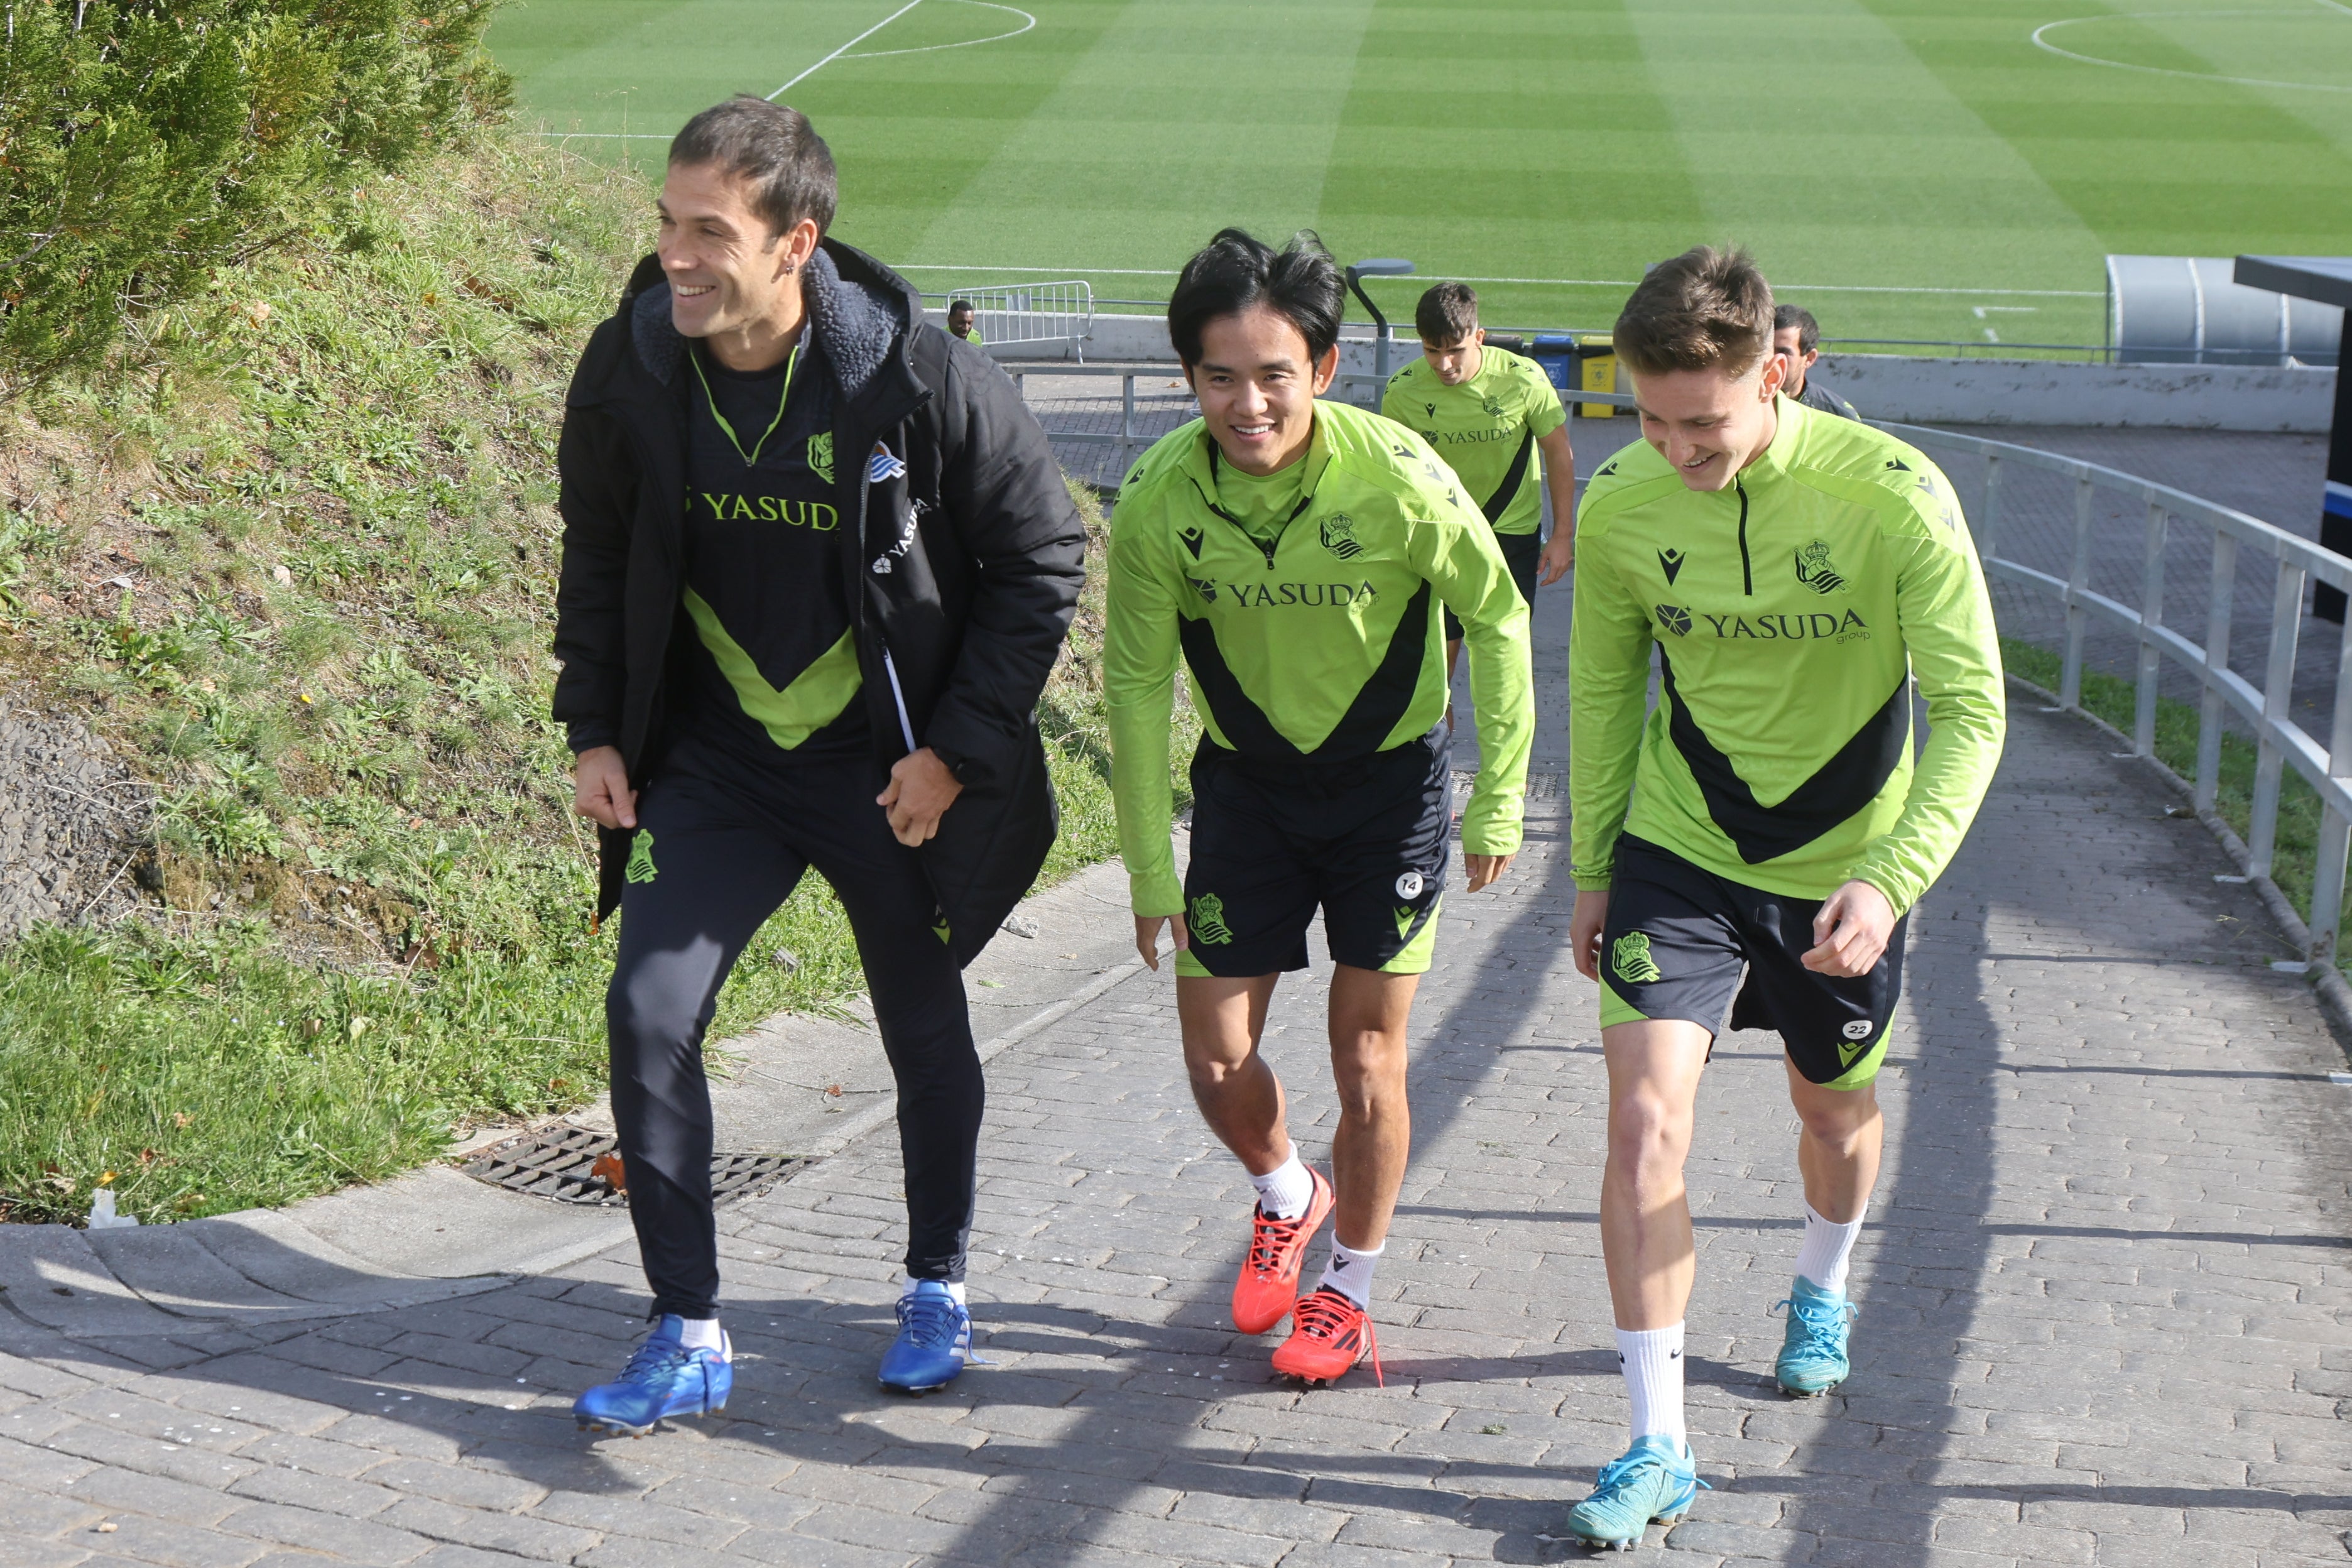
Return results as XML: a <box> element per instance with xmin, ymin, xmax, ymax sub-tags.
<box><xmin>487</xmin><ymin>0</ymin><xmax>2352</xmax><ymax>349</ymax></box>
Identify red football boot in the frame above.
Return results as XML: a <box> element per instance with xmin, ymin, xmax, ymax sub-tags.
<box><xmin>1230</xmin><ymin>1166</ymin><xmax>1335</xmax><ymax>1335</ymax></box>
<box><xmin>1271</xmin><ymin>1285</ymin><xmax>1383</xmax><ymax>1388</ymax></box>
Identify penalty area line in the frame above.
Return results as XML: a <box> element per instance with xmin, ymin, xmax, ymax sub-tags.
<box><xmin>770</xmin><ymin>0</ymin><xmax>930</xmax><ymax>100</ymax></box>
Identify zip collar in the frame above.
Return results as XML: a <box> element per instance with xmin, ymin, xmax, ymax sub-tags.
<box><xmin>1179</xmin><ymin>409</ymin><xmax>1335</xmax><ymax>565</ymax></box>
<box><xmin>1734</xmin><ymin>392</ymin><xmax>1812</xmax><ymax>488</ymax></box>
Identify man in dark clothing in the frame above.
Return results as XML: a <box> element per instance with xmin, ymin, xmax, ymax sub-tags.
<box><xmin>1772</xmin><ymin>304</ymin><xmax>1861</xmax><ymax>420</ymax></box>
<box><xmin>552</xmin><ymin>96</ymin><xmax>1084</xmax><ymax>1431</ymax></box>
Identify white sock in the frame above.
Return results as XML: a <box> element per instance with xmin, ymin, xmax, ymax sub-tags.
<box><xmin>675</xmin><ymin>1315</ymin><xmax>728</xmax><ymax>1359</ymax></box>
<box><xmin>1249</xmin><ymin>1152</ymin><xmax>1314</xmax><ymax>1221</ymax></box>
<box><xmin>1794</xmin><ymin>1203</ymin><xmax>1864</xmax><ymax>1297</ymax></box>
<box><xmin>1317</xmin><ymin>1239</ymin><xmax>1383</xmax><ymax>1307</ymax></box>
<box><xmin>1614</xmin><ymin>1324</ymin><xmax>1686</xmax><ymax>1445</ymax></box>
<box><xmin>906</xmin><ymin>1274</ymin><xmax>968</xmax><ymax>1307</ymax></box>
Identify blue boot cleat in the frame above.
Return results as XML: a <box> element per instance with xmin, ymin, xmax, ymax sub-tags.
<box><xmin>878</xmin><ymin>1280</ymin><xmax>972</xmax><ymax>1393</ymax></box>
<box><xmin>1772</xmin><ymin>1275</ymin><xmax>1859</xmax><ymax>1396</ymax></box>
<box><xmin>1564</xmin><ymin>1434</ymin><xmax>1707</xmax><ymax>1551</ymax></box>
<box><xmin>573</xmin><ymin>1315</ymin><xmax>732</xmax><ymax>1437</ymax></box>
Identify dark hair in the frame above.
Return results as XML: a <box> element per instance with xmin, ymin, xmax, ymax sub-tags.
<box><xmin>1167</xmin><ymin>228</ymin><xmax>1344</xmax><ymax>367</ymax></box>
<box><xmin>948</xmin><ymin>299</ymin><xmax>975</xmax><ymax>315</ymax></box>
<box><xmin>669</xmin><ymin>95</ymin><xmax>838</xmax><ymax>240</ymax></box>
<box><xmin>1773</xmin><ymin>303</ymin><xmax>1821</xmax><ymax>356</ymax></box>
<box><xmin>1415</xmin><ymin>281</ymin><xmax>1479</xmax><ymax>344</ymax></box>
<box><xmin>1613</xmin><ymin>246</ymin><xmax>1774</xmax><ymax>379</ymax></box>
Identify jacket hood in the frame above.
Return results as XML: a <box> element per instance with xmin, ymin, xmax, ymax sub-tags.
<box><xmin>608</xmin><ymin>239</ymin><xmax>920</xmax><ymax>403</ymax></box>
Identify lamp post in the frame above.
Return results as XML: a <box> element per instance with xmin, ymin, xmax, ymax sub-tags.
<box><xmin>1346</xmin><ymin>258</ymin><xmax>1415</xmax><ymax>384</ymax></box>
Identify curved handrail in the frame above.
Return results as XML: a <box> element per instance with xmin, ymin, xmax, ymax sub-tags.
<box><xmin>1876</xmin><ymin>417</ymin><xmax>2352</xmax><ymax>964</ymax></box>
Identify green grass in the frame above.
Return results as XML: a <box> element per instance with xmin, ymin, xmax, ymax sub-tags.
<box><xmin>2000</xmin><ymin>637</ymin><xmax>2346</xmax><ymax>963</ymax></box>
<box><xmin>0</xmin><ymin>124</ymin><xmax>1149</xmax><ymax>1226</ymax></box>
<box><xmin>487</xmin><ymin>0</ymin><xmax>2352</xmax><ymax>348</ymax></box>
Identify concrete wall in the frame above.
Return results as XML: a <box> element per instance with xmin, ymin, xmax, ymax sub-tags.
<box><xmin>1802</xmin><ymin>354</ymin><xmax>2333</xmax><ymax>433</ymax></box>
<box><xmin>923</xmin><ymin>310</ymin><xmax>2341</xmax><ymax>432</ymax></box>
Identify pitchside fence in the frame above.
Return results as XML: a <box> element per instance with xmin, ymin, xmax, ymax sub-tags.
<box><xmin>1004</xmin><ymin>371</ymin><xmax>2352</xmax><ymax>962</ymax></box>
<box><xmin>919</xmin><ymin>282</ymin><xmax>1094</xmax><ymax>359</ymax></box>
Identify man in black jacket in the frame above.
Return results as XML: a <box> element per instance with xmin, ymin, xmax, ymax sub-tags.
<box><xmin>552</xmin><ymin>96</ymin><xmax>1084</xmax><ymax>1431</ymax></box>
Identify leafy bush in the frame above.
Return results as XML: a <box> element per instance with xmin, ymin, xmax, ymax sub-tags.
<box><xmin>0</xmin><ymin>0</ymin><xmax>509</xmax><ymax>384</ymax></box>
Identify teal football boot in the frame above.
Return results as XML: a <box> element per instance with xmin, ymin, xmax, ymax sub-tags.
<box><xmin>1564</xmin><ymin>1434</ymin><xmax>1706</xmax><ymax>1551</ymax></box>
<box><xmin>1772</xmin><ymin>1275</ymin><xmax>1858</xmax><ymax>1396</ymax></box>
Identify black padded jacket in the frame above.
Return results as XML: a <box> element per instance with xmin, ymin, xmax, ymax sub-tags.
<box><xmin>551</xmin><ymin>239</ymin><xmax>1086</xmax><ymax>964</ymax></box>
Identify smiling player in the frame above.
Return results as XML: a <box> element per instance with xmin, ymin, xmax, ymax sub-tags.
<box><xmin>1561</xmin><ymin>246</ymin><xmax>2003</xmax><ymax>1547</ymax></box>
<box><xmin>1105</xmin><ymin>230</ymin><xmax>1534</xmax><ymax>1386</ymax></box>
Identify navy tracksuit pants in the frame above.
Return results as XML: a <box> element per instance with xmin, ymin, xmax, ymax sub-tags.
<box><xmin>604</xmin><ymin>746</ymin><xmax>981</xmax><ymax>1319</ymax></box>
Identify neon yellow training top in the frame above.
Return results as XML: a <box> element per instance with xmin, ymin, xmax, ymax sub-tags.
<box><xmin>1106</xmin><ymin>398</ymin><xmax>1537</xmax><ymax>917</ymax></box>
<box><xmin>1382</xmin><ymin>347</ymin><xmax>1567</xmax><ymax>536</ymax></box>
<box><xmin>1569</xmin><ymin>396</ymin><xmax>2006</xmax><ymax>915</ymax></box>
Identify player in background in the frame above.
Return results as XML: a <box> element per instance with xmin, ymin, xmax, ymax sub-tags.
<box><xmin>1106</xmin><ymin>231</ymin><xmax>1534</xmax><ymax>1388</ymax></box>
<box><xmin>1382</xmin><ymin>283</ymin><xmax>1577</xmax><ymax>692</ymax></box>
<box><xmin>947</xmin><ymin>299</ymin><xmax>983</xmax><ymax>345</ymax></box>
<box><xmin>1772</xmin><ymin>303</ymin><xmax>1859</xmax><ymax>420</ymax></box>
<box><xmin>1562</xmin><ymin>248</ymin><xmax>2002</xmax><ymax>1547</ymax></box>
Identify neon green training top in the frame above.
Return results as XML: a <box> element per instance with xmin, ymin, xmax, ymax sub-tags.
<box><xmin>1106</xmin><ymin>398</ymin><xmax>1537</xmax><ymax>917</ymax></box>
<box><xmin>1381</xmin><ymin>347</ymin><xmax>1567</xmax><ymax>536</ymax></box>
<box><xmin>1569</xmin><ymin>396</ymin><xmax>2005</xmax><ymax>915</ymax></box>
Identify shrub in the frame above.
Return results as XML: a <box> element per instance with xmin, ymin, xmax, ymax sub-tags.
<box><xmin>0</xmin><ymin>0</ymin><xmax>509</xmax><ymax>384</ymax></box>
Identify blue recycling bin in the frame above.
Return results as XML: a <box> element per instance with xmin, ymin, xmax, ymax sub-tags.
<box><xmin>1531</xmin><ymin>333</ymin><xmax>1576</xmax><ymax>392</ymax></box>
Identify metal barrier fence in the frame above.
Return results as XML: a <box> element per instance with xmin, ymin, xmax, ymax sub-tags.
<box><xmin>922</xmin><ymin>282</ymin><xmax>1094</xmax><ymax>358</ymax></box>
<box><xmin>1003</xmin><ymin>366</ymin><xmax>2352</xmax><ymax>960</ymax></box>
<box><xmin>1883</xmin><ymin>418</ymin><xmax>2352</xmax><ymax>963</ymax></box>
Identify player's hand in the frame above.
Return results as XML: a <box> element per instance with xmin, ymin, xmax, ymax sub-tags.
<box><xmin>1804</xmin><ymin>879</ymin><xmax>1895</xmax><ymax>977</ymax></box>
<box><xmin>1135</xmin><ymin>912</ymin><xmax>1189</xmax><ymax>971</ymax></box>
<box><xmin>572</xmin><ymin>746</ymin><xmax>637</xmax><ymax>831</ymax></box>
<box><xmin>877</xmin><ymin>747</ymin><xmax>964</xmax><ymax>846</ymax></box>
<box><xmin>1570</xmin><ymin>888</ymin><xmax>1609</xmax><ymax>981</ymax></box>
<box><xmin>1538</xmin><ymin>528</ymin><xmax>1576</xmax><ymax>585</ymax></box>
<box><xmin>1463</xmin><ymin>852</ymin><xmax>1514</xmax><ymax>892</ymax></box>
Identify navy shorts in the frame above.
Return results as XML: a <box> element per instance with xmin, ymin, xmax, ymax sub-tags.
<box><xmin>1598</xmin><ymin>834</ymin><xmax>1905</xmax><ymax>1088</ymax></box>
<box><xmin>1176</xmin><ymin>730</ymin><xmax>1451</xmax><ymax>979</ymax></box>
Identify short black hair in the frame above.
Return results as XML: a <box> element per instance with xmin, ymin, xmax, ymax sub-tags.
<box><xmin>1167</xmin><ymin>228</ymin><xmax>1344</xmax><ymax>368</ymax></box>
<box><xmin>948</xmin><ymin>299</ymin><xmax>975</xmax><ymax>315</ymax></box>
<box><xmin>1415</xmin><ymin>281</ymin><xmax>1479</xmax><ymax>344</ymax></box>
<box><xmin>1773</xmin><ymin>303</ymin><xmax>1821</xmax><ymax>356</ymax></box>
<box><xmin>670</xmin><ymin>95</ymin><xmax>838</xmax><ymax>240</ymax></box>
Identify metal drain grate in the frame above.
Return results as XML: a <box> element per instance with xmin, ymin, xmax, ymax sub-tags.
<box><xmin>460</xmin><ymin>1126</ymin><xmax>803</xmax><ymax>1208</ymax></box>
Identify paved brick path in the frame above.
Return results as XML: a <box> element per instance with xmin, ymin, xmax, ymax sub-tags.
<box><xmin>6</xmin><ymin>689</ymin><xmax>2349</xmax><ymax>1565</ymax></box>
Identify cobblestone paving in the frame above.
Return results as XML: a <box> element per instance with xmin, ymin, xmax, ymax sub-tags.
<box><xmin>5</xmin><ymin>700</ymin><xmax>2351</xmax><ymax>1566</ymax></box>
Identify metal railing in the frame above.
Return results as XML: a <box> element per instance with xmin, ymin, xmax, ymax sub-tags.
<box><xmin>1880</xmin><ymin>420</ymin><xmax>2352</xmax><ymax>965</ymax></box>
<box><xmin>1006</xmin><ymin>366</ymin><xmax>1629</xmax><ymax>479</ymax></box>
<box><xmin>922</xmin><ymin>281</ymin><xmax>1094</xmax><ymax>358</ymax></box>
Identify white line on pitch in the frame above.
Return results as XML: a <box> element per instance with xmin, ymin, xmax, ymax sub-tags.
<box><xmin>892</xmin><ymin>264</ymin><xmax>2103</xmax><ymax>298</ymax></box>
<box><xmin>847</xmin><ymin>1</ymin><xmax>1034</xmax><ymax>58</ymax></box>
<box><xmin>768</xmin><ymin>0</ymin><xmax>929</xmax><ymax>100</ymax></box>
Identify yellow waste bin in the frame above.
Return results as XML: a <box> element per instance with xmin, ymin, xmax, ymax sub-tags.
<box><xmin>1576</xmin><ymin>334</ymin><xmax>1619</xmax><ymax>418</ymax></box>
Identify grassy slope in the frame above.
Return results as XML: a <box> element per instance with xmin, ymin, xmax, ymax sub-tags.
<box><xmin>493</xmin><ymin>0</ymin><xmax>2352</xmax><ymax>345</ymax></box>
<box><xmin>0</xmin><ymin>129</ymin><xmax>1135</xmax><ymax>1225</ymax></box>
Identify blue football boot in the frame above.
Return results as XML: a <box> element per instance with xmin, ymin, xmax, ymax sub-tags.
<box><xmin>1772</xmin><ymin>1275</ymin><xmax>1859</xmax><ymax>1396</ymax></box>
<box><xmin>1564</xmin><ymin>1434</ymin><xmax>1707</xmax><ymax>1551</ymax></box>
<box><xmin>878</xmin><ymin>1280</ymin><xmax>972</xmax><ymax>1393</ymax></box>
<box><xmin>572</xmin><ymin>1315</ymin><xmax>732</xmax><ymax>1437</ymax></box>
